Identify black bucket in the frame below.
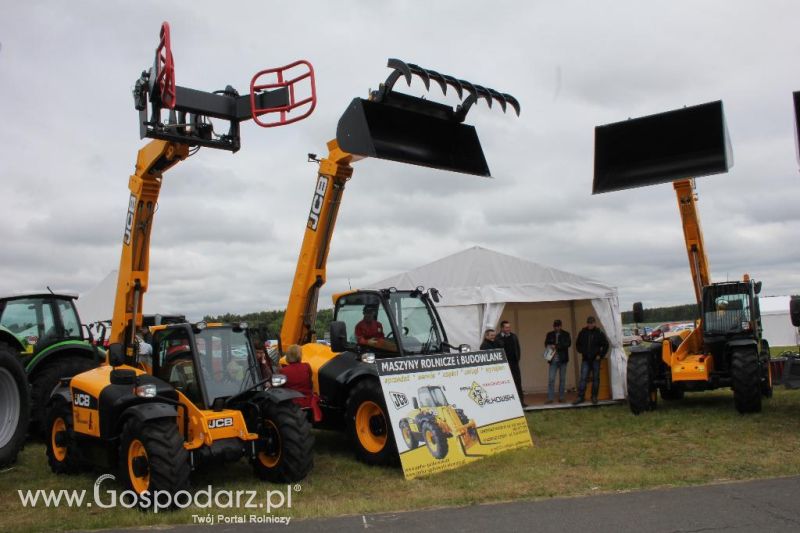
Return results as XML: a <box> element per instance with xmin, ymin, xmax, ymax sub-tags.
<box><xmin>336</xmin><ymin>98</ymin><xmax>491</xmax><ymax>177</ymax></box>
<box><xmin>793</xmin><ymin>91</ymin><xmax>800</xmax><ymax>164</ymax></box>
<box><xmin>593</xmin><ymin>100</ymin><xmax>732</xmax><ymax>194</ymax></box>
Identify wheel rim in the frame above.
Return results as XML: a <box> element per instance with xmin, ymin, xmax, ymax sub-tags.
<box><xmin>127</xmin><ymin>439</ymin><xmax>150</xmax><ymax>494</ymax></box>
<box><xmin>424</xmin><ymin>428</ymin><xmax>438</xmax><ymax>452</ymax></box>
<box><xmin>257</xmin><ymin>419</ymin><xmax>281</xmax><ymax>468</ymax></box>
<box><xmin>51</xmin><ymin>417</ymin><xmax>67</xmax><ymax>461</ymax></box>
<box><xmin>355</xmin><ymin>401</ymin><xmax>387</xmax><ymax>453</ymax></box>
<box><xmin>0</xmin><ymin>368</ymin><xmax>20</xmax><ymax>449</ymax></box>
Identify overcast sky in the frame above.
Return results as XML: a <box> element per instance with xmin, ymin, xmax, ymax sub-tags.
<box><xmin>1</xmin><ymin>1</ymin><xmax>798</xmax><ymax>321</ymax></box>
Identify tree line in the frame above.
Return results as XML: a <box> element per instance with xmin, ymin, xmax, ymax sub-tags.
<box><xmin>203</xmin><ymin>308</ymin><xmax>334</xmax><ymax>344</ymax></box>
<box><xmin>621</xmin><ymin>303</ymin><xmax>699</xmax><ymax>324</ymax></box>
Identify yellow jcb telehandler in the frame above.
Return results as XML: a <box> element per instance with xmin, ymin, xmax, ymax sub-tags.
<box><xmin>280</xmin><ymin>60</ymin><xmax>520</xmax><ymax>465</ymax></box>
<box><xmin>593</xmin><ymin>101</ymin><xmax>771</xmax><ymax>415</ymax></box>
<box><xmin>45</xmin><ymin>22</ymin><xmax>316</xmax><ymax>505</ymax></box>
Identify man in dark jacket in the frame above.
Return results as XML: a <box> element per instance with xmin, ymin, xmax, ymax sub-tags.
<box><xmin>573</xmin><ymin>316</ymin><xmax>609</xmax><ymax>405</ymax></box>
<box><xmin>544</xmin><ymin>319</ymin><xmax>571</xmax><ymax>404</ymax></box>
<box><xmin>497</xmin><ymin>320</ymin><xmax>525</xmax><ymax>407</ymax></box>
<box><xmin>480</xmin><ymin>328</ymin><xmax>501</xmax><ymax>350</ymax></box>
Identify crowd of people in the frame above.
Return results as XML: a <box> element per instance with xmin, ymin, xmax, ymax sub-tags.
<box><xmin>482</xmin><ymin>316</ymin><xmax>609</xmax><ymax>407</ymax></box>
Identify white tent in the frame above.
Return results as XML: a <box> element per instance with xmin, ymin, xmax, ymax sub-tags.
<box><xmin>760</xmin><ymin>296</ymin><xmax>799</xmax><ymax>348</ymax></box>
<box><xmin>77</xmin><ymin>270</ymin><xmax>163</xmax><ymax>325</ymax></box>
<box><xmin>369</xmin><ymin>246</ymin><xmax>626</xmax><ymax>400</ymax></box>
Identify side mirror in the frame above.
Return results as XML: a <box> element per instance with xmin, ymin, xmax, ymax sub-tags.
<box><xmin>754</xmin><ymin>281</ymin><xmax>762</xmax><ymax>295</ymax></box>
<box><xmin>429</xmin><ymin>288</ymin><xmax>440</xmax><ymax>303</ymax></box>
<box><xmin>412</xmin><ymin>397</ymin><xmax>419</xmax><ymax>410</ymax></box>
<box><xmin>108</xmin><ymin>343</ymin><xmax>125</xmax><ymax>367</ymax></box>
<box><xmin>330</xmin><ymin>321</ymin><xmax>348</xmax><ymax>353</ymax></box>
<box><xmin>632</xmin><ymin>302</ymin><xmax>644</xmax><ymax>324</ymax></box>
<box><xmin>790</xmin><ymin>299</ymin><xmax>800</xmax><ymax>327</ymax></box>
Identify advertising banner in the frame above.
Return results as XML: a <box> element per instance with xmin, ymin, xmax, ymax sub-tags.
<box><xmin>376</xmin><ymin>349</ymin><xmax>533</xmax><ymax>480</ymax></box>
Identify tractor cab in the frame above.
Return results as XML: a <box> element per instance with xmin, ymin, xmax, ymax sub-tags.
<box><xmin>150</xmin><ymin>322</ymin><xmax>262</xmax><ymax>409</ymax></box>
<box><xmin>414</xmin><ymin>385</ymin><xmax>450</xmax><ymax>409</ymax></box>
<box><xmin>702</xmin><ymin>280</ymin><xmax>762</xmax><ymax>340</ymax></box>
<box><xmin>330</xmin><ymin>288</ymin><xmax>455</xmax><ymax>358</ymax></box>
<box><xmin>0</xmin><ymin>293</ymin><xmax>85</xmax><ymax>355</ymax></box>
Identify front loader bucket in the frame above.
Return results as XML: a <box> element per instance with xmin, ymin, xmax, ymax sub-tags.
<box><xmin>335</xmin><ymin>59</ymin><xmax>520</xmax><ymax>178</ymax></box>
<box><xmin>593</xmin><ymin>100</ymin><xmax>732</xmax><ymax>194</ymax></box>
<box><xmin>336</xmin><ymin>97</ymin><xmax>491</xmax><ymax>177</ymax></box>
<box><xmin>793</xmin><ymin>91</ymin><xmax>800</xmax><ymax>164</ymax></box>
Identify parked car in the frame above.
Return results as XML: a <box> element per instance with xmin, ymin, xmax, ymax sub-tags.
<box><xmin>648</xmin><ymin>321</ymin><xmax>695</xmax><ymax>341</ymax></box>
<box><xmin>623</xmin><ymin>327</ymin><xmax>642</xmax><ymax>346</ymax></box>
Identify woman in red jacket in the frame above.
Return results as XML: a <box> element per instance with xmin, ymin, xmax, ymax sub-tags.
<box><xmin>280</xmin><ymin>344</ymin><xmax>321</xmax><ymax>421</ymax></box>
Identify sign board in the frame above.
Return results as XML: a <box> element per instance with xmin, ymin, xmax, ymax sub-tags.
<box><xmin>376</xmin><ymin>349</ymin><xmax>533</xmax><ymax>480</ymax></box>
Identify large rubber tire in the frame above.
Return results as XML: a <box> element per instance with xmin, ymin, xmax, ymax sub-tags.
<box><xmin>346</xmin><ymin>379</ymin><xmax>397</xmax><ymax>466</ymax></box>
<box><xmin>252</xmin><ymin>401</ymin><xmax>314</xmax><ymax>483</ymax></box>
<box><xmin>45</xmin><ymin>398</ymin><xmax>80</xmax><ymax>474</ymax></box>
<box><xmin>398</xmin><ymin>419</ymin><xmax>418</xmax><ymax>450</ymax></box>
<box><xmin>732</xmin><ymin>348</ymin><xmax>762</xmax><ymax>414</ymax></box>
<box><xmin>118</xmin><ymin>417</ymin><xmax>190</xmax><ymax>505</ymax></box>
<box><xmin>30</xmin><ymin>356</ymin><xmax>95</xmax><ymax>436</ymax></box>
<box><xmin>627</xmin><ymin>354</ymin><xmax>655</xmax><ymax>415</ymax></box>
<box><xmin>0</xmin><ymin>344</ymin><xmax>29</xmax><ymax>468</ymax></box>
<box><xmin>422</xmin><ymin>421</ymin><xmax>449</xmax><ymax>460</ymax></box>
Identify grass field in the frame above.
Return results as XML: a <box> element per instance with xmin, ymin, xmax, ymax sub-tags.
<box><xmin>2</xmin><ymin>388</ymin><xmax>800</xmax><ymax>532</ymax></box>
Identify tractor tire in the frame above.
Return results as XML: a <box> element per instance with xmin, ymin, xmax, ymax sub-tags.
<box><xmin>627</xmin><ymin>354</ymin><xmax>654</xmax><ymax>415</ymax></box>
<box><xmin>45</xmin><ymin>398</ymin><xmax>80</xmax><ymax>474</ymax></box>
<box><xmin>732</xmin><ymin>348</ymin><xmax>762</xmax><ymax>414</ymax></box>
<box><xmin>119</xmin><ymin>417</ymin><xmax>190</xmax><ymax>505</ymax></box>
<box><xmin>0</xmin><ymin>344</ymin><xmax>29</xmax><ymax>468</ymax></box>
<box><xmin>346</xmin><ymin>379</ymin><xmax>397</xmax><ymax>466</ymax></box>
<box><xmin>252</xmin><ymin>401</ymin><xmax>314</xmax><ymax>483</ymax></box>
<box><xmin>422</xmin><ymin>421</ymin><xmax>449</xmax><ymax>460</ymax></box>
<box><xmin>30</xmin><ymin>356</ymin><xmax>95</xmax><ymax>436</ymax></box>
<box><xmin>660</xmin><ymin>384</ymin><xmax>685</xmax><ymax>401</ymax></box>
<box><xmin>399</xmin><ymin>419</ymin><xmax>418</xmax><ymax>450</ymax></box>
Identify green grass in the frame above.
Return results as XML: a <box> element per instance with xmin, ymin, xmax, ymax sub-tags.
<box><xmin>3</xmin><ymin>389</ymin><xmax>800</xmax><ymax>532</ymax></box>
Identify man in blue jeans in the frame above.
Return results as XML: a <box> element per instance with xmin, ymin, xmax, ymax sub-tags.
<box><xmin>544</xmin><ymin>319</ymin><xmax>571</xmax><ymax>404</ymax></box>
<box><xmin>573</xmin><ymin>316</ymin><xmax>609</xmax><ymax>405</ymax></box>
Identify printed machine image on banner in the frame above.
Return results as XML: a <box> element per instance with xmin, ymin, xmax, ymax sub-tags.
<box><xmin>377</xmin><ymin>349</ymin><xmax>533</xmax><ymax>480</ymax></box>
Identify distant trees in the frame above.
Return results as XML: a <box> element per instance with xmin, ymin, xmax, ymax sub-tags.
<box><xmin>621</xmin><ymin>303</ymin><xmax>699</xmax><ymax>324</ymax></box>
<box><xmin>203</xmin><ymin>308</ymin><xmax>334</xmax><ymax>345</ymax></box>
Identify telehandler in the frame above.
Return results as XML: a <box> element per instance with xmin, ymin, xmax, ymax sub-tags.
<box><xmin>280</xmin><ymin>59</ymin><xmax>520</xmax><ymax>465</ymax></box>
<box><xmin>45</xmin><ymin>22</ymin><xmax>316</xmax><ymax>502</ymax></box>
<box><xmin>398</xmin><ymin>385</ymin><xmax>480</xmax><ymax>460</ymax></box>
<box><xmin>593</xmin><ymin>101</ymin><xmax>771</xmax><ymax>414</ymax></box>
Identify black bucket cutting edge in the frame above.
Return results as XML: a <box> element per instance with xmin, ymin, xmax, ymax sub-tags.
<box><xmin>593</xmin><ymin>100</ymin><xmax>733</xmax><ymax>194</ymax></box>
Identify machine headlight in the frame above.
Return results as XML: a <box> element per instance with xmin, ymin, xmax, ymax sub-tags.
<box><xmin>135</xmin><ymin>384</ymin><xmax>157</xmax><ymax>398</ymax></box>
<box><xmin>271</xmin><ymin>374</ymin><xmax>287</xmax><ymax>387</ymax></box>
<box><xmin>361</xmin><ymin>353</ymin><xmax>376</xmax><ymax>364</ymax></box>
<box><xmin>741</xmin><ymin>321</ymin><xmax>751</xmax><ymax>331</ymax></box>
<box><xmin>459</xmin><ymin>344</ymin><xmax>472</xmax><ymax>353</ymax></box>
<box><xmin>195</xmin><ymin>321</ymin><xmax>207</xmax><ymax>331</ymax></box>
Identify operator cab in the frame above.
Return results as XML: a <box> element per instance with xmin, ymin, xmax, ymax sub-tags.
<box><xmin>331</xmin><ymin>289</ymin><xmax>449</xmax><ymax>358</ymax></box>
<box><xmin>0</xmin><ymin>293</ymin><xmax>84</xmax><ymax>354</ymax></box>
<box><xmin>416</xmin><ymin>385</ymin><xmax>449</xmax><ymax>409</ymax></box>
<box><xmin>151</xmin><ymin>323</ymin><xmax>261</xmax><ymax>409</ymax></box>
<box><xmin>702</xmin><ymin>280</ymin><xmax>762</xmax><ymax>339</ymax></box>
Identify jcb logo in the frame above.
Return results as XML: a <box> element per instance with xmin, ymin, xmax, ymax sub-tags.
<box><xmin>389</xmin><ymin>392</ymin><xmax>409</xmax><ymax>410</ymax></box>
<box><xmin>74</xmin><ymin>393</ymin><xmax>92</xmax><ymax>408</ymax></box>
<box><xmin>208</xmin><ymin>417</ymin><xmax>234</xmax><ymax>429</ymax></box>
<box><xmin>307</xmin><ymin>176</ymin><xmax>329</xmax><ymax>231</ymax></box>
<box><xmin>123</xmin><ymin>194</ymin><xmax>136</xmax><ymax>245</ymax></box>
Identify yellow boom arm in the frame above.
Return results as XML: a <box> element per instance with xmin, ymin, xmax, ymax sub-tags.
<box><xmin>673</xmin><ymin>179</ymin><xmax>711</xmax><ymax>307</ymax></box>
<box><xmin>109</xmin><ymin>140</ymin><xmax>188</xmax><ymax>362</ymax></box>
<box><xmin>280</xmin><ymin>140</ymin><xmax>354</xmax><ymax>348</ymax></box>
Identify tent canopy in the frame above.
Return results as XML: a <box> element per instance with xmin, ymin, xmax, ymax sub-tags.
<box><xmin>369</xmin><ymin>246</ymin><xmax>626</xmax><ymax>399</ymax></box>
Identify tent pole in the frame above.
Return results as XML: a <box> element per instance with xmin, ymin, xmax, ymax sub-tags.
<box><xmin>570</xmin><ymin>300</ymin><xmax>579</xmax><ymax>388</ymax></box>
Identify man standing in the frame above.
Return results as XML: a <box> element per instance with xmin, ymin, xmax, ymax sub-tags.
<box><xmin>544</xmin><ymin>319</ymin><xmax>571</xmax><ymax>404</ymax></box>
<box><xmin>573</xmin><ymin>316</ymin><xmax>609</xmax><ymax>405</ymax></box>
<box><xmin>497</xmin><ymin>320</ymin><xmax>525</xmax><ymax>407</ymax></box>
